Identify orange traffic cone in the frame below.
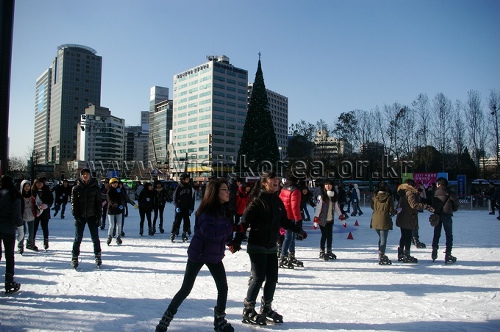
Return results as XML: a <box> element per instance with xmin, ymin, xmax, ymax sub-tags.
<box><xmin>354</xmin><ymin>220</ymin><xmax>359</xmax><ymax>226</ymax></box>
<box><xmin>347</xmin><ymin>232</ymin><xmax>354</xmax><ymax>240</ymax></box>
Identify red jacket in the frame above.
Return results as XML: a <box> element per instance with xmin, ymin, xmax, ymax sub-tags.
<box><xmin>279</xmin><ymin>182</ymin><xmax>302</xmax><ymax>221</ymax></box>
<box><xmin>235</xmin><ymin>187</ymin><xmax>250</xmax><ymax>215</ymax></box>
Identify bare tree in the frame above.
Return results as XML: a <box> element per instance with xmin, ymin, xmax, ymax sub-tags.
<box><xmin>488</xmin><ymin>90</ymin><xmax>500</xmax><ymax>178</ymax></box>
<box><xmin>432</xmin><ymin>93</ymin><xmax>453</xmax><ymax>170</ymax></box>
<box><xmin>465</xmin><ymin>90</ymin><xmax>485</xmax><ymax>169</ymax></box>
<box><xmin>412</xmin><ymin>93</ymin><xmax>431</xmax><ymax>148</ymax></box>
<box><xmin>289</xmin><ymin>120</ymin><xmax>316</xmax><ymax>141</ymax></box>
<box><xmin>451</xmin><ymin>100</ymin><xmax>467</xmax><ymax>172</ymax></box>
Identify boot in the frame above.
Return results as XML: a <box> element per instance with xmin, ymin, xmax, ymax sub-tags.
<box><xmin>71</xmin><ymin>254</ymin><xmax>79</xmax><ymax>269</ymax></box>
<box><xmin>260</xmin><ymin>297</ymin><xmax>283</xmax><ymax>323</ymax></box>
<box><xmin>26</xmin><ymin>240</ymin><xmax>39</xmax><ymax>251</ymax></box>
<box><xmin>403</xmin><ymin>250</ymin><xmax>418</xmax><ymax>263</ymax></box>
<box><xmin>378</xmin><ymin>251</ymin><xmax>392</xmax><ymax>265</ymax></box>
<box><xmin>18</xmin><ymin>241</ymin><xmax>24</xmax><ymax>255</ymax></box>
<box><xmin>242</xmin><ymin>299</ymin><xmax>266</xmax><ymax>325</ymax></box>
<box><xmin>325</xmin><ymin>251</ymin><xmax>337</xmax><ymax>260</ymax></box>
<box><xmin>5</xmin><ymin>273</ymin><xmax>21</xmax><ymax>294</ymax></box>
<box><xmin>279</xmin><ymin>255</ymin><xmax>293</xmax><ymax>269</ymax></box>
<box><xmin>214</xmin><ymin>306</ymin><xmax>234</xmax><ymax>332</ymax></box>
<box><xmin>43</xmin><ymin>238</ymin><xmax>49</xmax><ymax>250</ymax></box>
<box><xmin>106</xmin><ymin>236</ymin><xmax>112</xmax><ymax>245</ymax></box>
<box><xmin>181</xmin><ymin>232</ymin><xmax>188</xmax><ymax>242</ymax></box>
<box><xmin>319</xmin><ymin>250</ymin><xmax>326</xmax><ymax>260</ymax></box>
<box><xmin>431</xmin><ymin>247</ymin><xmax>438</xmax><ymax>262</ymax></box>
<box><xmin>289</xmin><ymin>253</ymin><xmax>304</xmax><ymax>267</ymax></box>
<box><xmin>445</xmin><ymin>249</ymin><xmax>457</xmax><ymax>264</ymax></box>
<box><xmin>155</xmin><ymin>309</ymin><xmax>174</xmax><ymax>332</ymax></box>
<box><xmin>139</xmin><ymin>227</ymin><xmax>143</xmax><ymax>236</ymax></box>
<box><xmin>116</xmin><ymin>236</ymin><xmax>122</xmax><ymax>245</ymax></box>
<box><xmin>397</xmin><ymin>247</ymin><xmax>404</xmax><ymax>261</ymax></box>
<box><xmin>412</xmin><ymin>237</ymin><xmax>426</xmax><ymax>248</ymax></box>
<box><xmin>95</xmin><ymin>252</ymin><xmax>102</xmax><ymax>267</ymax></box>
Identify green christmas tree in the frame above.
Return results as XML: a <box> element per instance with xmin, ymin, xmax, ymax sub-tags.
<box><xmin>237</xmin><ymin>55</ymin><xmax>280</xmax><ymax>175</ymax></box>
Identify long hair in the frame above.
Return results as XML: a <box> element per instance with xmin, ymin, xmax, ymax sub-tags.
<box><xmin>196</xmin><ymin>178</ymin><xmax>231</xmax><ymax>218</ymax></box>
<box><xmin>248</xmin><ymin>171</ymin><xmax>277</xmax><ymax>203</ymax></box>
<box><xmin>319</xmin><ymin>179</ymin><xmax>337</xmax><ymax>203</ymax></box>
<box><xmin>0</xmin><ymin>175</ymin><xmax>21</xmax><ymax>200</ymax></box>
<box><xmin>375</xmin><ymin>181</ymin><xmax>392</xmax><ymax>195</ymax></box>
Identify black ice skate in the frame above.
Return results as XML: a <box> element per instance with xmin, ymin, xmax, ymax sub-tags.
<box><xmin>155</xmin><ymin>310</ymin><xmax>174</xmax><ymax>332</ymax></box>
<box><xmin>5</xmin><ymin>281</ymin><xmax>21</xmax><ymax>294</ymax></box>
<box><xmin>288</xmin><ymin>253</ymin><xmax>304</xmax><ymax>267</ymax></box>
<box><xmin>71</xmin><ymin>255</ymin><xmax>79</xmax><ymax>269</ymax></box>
<box><xmin>445</xmin><ymin>254</ymin><xmax>457</xmax><ymax>264</ymax></box>
<box><xmin>242</xmin><ymin>300</ymin><xmax>267</xmax><ymax>325</ymax></box>
<box><xmin>214</xmin><ymin>306</ymin><xmax>234</xmax><ymax>332</ymax></box>
<box><xmin>278</xmin><ymin>256</ymin><xmax>294</xmax><ymax>269</ymax></box>
<box><xmin>95</xmin><ymin>253</ymin><xmax>102</xmax><ymax>267</ymax></box>
<box><xmin>412</xmin><ymin>237</ymin><xmax>426</xmax><ymax>248</ymax></box>
<box><xmin>170</xmin><ymin>233</ymin><xmax>175</xmax><ymax>243</ymax></box>
<box><xmin>402</xmin><ymin>250</ymin><xmax>418</xmax><ymax>263</ymax></box>
<box><xmin>116</xmin><ymin>236</ymin><xmax>122</xmax><ymax>245</ymax></box>
<box><xmin>260</xmin><ymin>297</ymin><xmax>283</xmax><ymax>324</ymax></box>
<box><xmin>325</xmin><ymin>251</ymin><xmax>337</xmax><ymax>260</ymax></box>
<box><xmin>106</xmin><ymin>236</ymin><xmax>112</xmax><ymax>246</ymax></box>
<box><xmin>181</xmin><ymin>232</ymin><xmax>188</xmax><ymax>242</ymax></box>
<box><xmin>378</xmin><ymin>254</ymin><xmax>392</xmax><ymax>265</ymax></box>
<box><xmin>431</xmin><ymin>248</ymin><xmax>438</xmax><ymax>262</ymax></box>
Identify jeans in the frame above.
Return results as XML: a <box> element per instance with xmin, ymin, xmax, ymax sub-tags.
<box><xmin>167</xmin><ymin>259</ymin><xmax>228</xmax><ymax>314</ymax></box>
<box><xmin>72</xmin><ymin>217</ymin><xmax>102</xmax><ymax>257</ymax></box>
<box><xmin>281</xmin><ymin>223</ymin><xmax>296</xmax><ymax>256</ymax></box>
<box><xmin>432</xmin><ymin>213</ymin><xmax>453</xmax><ymax>254</ymax></box>
<box><xmin>319</xmin><ymin>222</ymin><xmax>334</xmax><ymax>252</ymax></box>
<box><xmin>246</xmin><ymin>252</ymin><xmax>278</xmax><ymax>303</ymax></box>
<box><xmin>301</xmin><ymin>206</ymin><xmax>311</xmax><ymax>220</ymax></box>
<box><xmin>0</xmin><ymin>232</ymin><xmax>15</xmax><ymax>277</ymax></box>
<box><xmin>107</xmin><ymin>214</ymin><xmax>122</xmax><ymax>238</ymax></box>
<box><xmin>375</xmin><ymin>229</ymin><xmax>389</xmax><ymax>254</ymax></box>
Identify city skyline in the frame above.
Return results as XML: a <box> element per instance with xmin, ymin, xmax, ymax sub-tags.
<box><xmin>8</xmin><ymin>0</ymin><xmax>500</xmax><ymax>159</ymax></box>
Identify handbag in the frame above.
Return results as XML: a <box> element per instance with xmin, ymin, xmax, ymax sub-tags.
<box><xmin>429</xmin><ymin>195</ymin><xmax>451</xmax><ymax>227</ymax></box>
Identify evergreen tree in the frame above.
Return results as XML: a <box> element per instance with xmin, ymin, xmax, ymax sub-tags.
<box><xmin>237</xmin><ymin>56</ymin><xmax>279</xmax><ymax>174</ymax></box>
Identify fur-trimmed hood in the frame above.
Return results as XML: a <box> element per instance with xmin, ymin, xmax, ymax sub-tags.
<box><xmin>397</xmin><ymin>183</ymin><xmax>417</xmax><ymax>194</ymax></box>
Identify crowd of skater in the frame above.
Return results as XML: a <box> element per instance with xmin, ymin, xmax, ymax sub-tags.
<box><xmin>1</xmin><ymin>169</ymin><xmax>498</xmax><ymax>330</ymax></box>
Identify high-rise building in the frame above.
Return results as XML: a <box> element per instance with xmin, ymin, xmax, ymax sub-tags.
<box><xmin>34</xmin><ymin>44</ymin><xmax>102</xmax><ymax>165</ymax></box>
<box><xmin>150</xmin><ymin>86</ymin><xmax>169</xmax><ymax>112</ymax></box>
<box><xmin>33</xmin><ymin>68</ymin><xmax>52</xmax><ymax>164</ymax></box>
<box><xmin>247</xmin><ymin>84</ymin><xmax>288</xmax><ymax>158</ymax></box>
<box><xmin>170</xmin><ymin>55</ymin><xmax>248</xmax><ymax>177</ymax></box>
<box><xmin>149</xmin><ymin>99</ymin><xmax>173</xmax><ymax>171</ymax></box>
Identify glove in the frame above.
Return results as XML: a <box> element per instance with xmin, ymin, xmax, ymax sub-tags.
<box><xmin>17</xmin><ymin>226</ymin><xmax>24</xmax><ymax>242</ymax></box>
<box><xmin>175</xmin><ymin>207</ymin><xmax>181</xmax><ymax>213</ymax></box>
<box><xmin>133</xmin><ymin>204</ymin><xmax>139</xmax><ymax>209</ymax></box>
<box><xmin>227</xmin><ymin>242</ymin><xmax>241</xmax><ymax>253</ymax></box>
<box><xmin>299</xmin><ymin>230</ymin><xmax>308</xmax><ymax>240</ymax></box>
<box><xmin>339</xmin><ymin>214</ymin><xmax>345</xmax><ymax>221</ymax></box>
<box><xmin>313</xmin><ymin>217</ymin><xmax>319</xmax><ymax>230</ymax></box>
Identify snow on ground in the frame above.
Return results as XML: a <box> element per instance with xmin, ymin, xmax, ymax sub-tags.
<box><xmin>1</xmin><ymin>200</ymin><xmax>499</xmax><ymax>332</ymax></box>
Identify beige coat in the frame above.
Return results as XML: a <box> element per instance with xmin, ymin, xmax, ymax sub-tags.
<box><xmin>395</xmin><ymin>183</ymin><xmax>434</xmax><ymax>230</ymax></box>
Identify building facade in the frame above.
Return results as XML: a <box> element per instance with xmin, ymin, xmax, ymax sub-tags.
<box><xmin>36</xmin><ymin>44</ymin><xmax>103</xmax><ymax>165</ymax></box>
<box><xmin>76</xmin><ymin>104</ymin><xmax>125</xmax><ymax>162</ymax></box>
<box><xmin>149</xmin><ymin>99</ymin><xmax>173</xmax><ymax>172</ymax></box>
<box><xmin>170</xmin><ymin>55</ymin><xmax>248</xmax><ymax>177</ymax></box>
<box><xmin>33</xmin><ymin>68</ymin><xmax>52</xmax><ymax>164</ymax></box>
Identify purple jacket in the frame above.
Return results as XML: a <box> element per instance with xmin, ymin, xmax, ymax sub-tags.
<box><xmin>187</xmin><ymin>208</ymin><xmax>233</xmax><ymax>264</ymax></box>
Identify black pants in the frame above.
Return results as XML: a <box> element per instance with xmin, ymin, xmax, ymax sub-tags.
<box><xmin>246</xmin><ymin>252</ymin><xmax>279</xmax><ymax>304</ymax></box>
<box><xmin>139</xmin><ymin>209</ymin><xmax>152</xmax><ymax>231</ymax></box>
<box><xmin>399</xmin><ymin>228</ymin><xmax>413</xmax><ymax>252</ymax></box>
<box><xmin>167</xmin><ymin>259</ymin><xmax>228</xmax><ymax>314</ymax></box>
<box><xmin>153</xmin><ymin>205</ymin><xmax>165</xmax><ymax>229</ymax></box>
<box><xmin>171</xmin><ymin>210</ymin><xmax>191</xmax><ymax>234</ymax></box>
<box><xmin>0</xmin><ymin>232</ymin><xmax>15</xmax><ymax>278</ymax></box>
<box><xmin>72</xmin><ymin>217</ymin><xmax>102</xmax><ymax>257</ymax></box>
<box><xmin>34</xmin><ymin>217</ymin><xmax>49</xmax><ymax>242</ymax></box>
<box><xmin>319</xmin><ymin>221</ymin><xmax>334</xmax><ymax>252</ymax></box>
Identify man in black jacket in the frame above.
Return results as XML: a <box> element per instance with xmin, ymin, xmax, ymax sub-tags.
<box><xmin>170</xmin><ymin>173</ymin><xmax>195</xmax><ymax>242</ymax></box>
<box><xmin>71</xmin><ymin>168</ymin><xmax>102</xmax><ymax>268</ymax></box>
<box><xmin>431</xmin><ymin>177</ymin><xmax>459</xmax><ymax>263</ymax></box>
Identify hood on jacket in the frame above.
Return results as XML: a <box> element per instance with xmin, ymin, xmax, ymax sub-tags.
<box><xmin>397</xmin><ymin>183</ymin><xmax>417</xmax><ymax>195</ymax></box>
<box><xmin>353</xmin><ymin>184</ymin><xmax>358</xmax><ymax>189</ymax></box>
<box><xmin>20</xmin><ymin>179</ymin><xmax>31</xmax><ymax>193</ymax></box>
<box><xmin>374</xmin><ymin>190</ymin><xmax>392</xmax><ymax>203</ymax></box>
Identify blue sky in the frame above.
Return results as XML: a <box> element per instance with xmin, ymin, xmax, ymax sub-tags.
<box><xmin>8</xmin><ymin>0</ymin><xmax>500</xmax><ymax>159</ymax></box>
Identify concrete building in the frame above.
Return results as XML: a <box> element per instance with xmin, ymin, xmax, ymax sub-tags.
<box><xmin>34</xmin><ymin>44</ymin><xmax>102</xmax><ymax>165</ymax></box>
<box><xmin>76</xmin><ymin>104</ymin><xmax>125</xmax><ymax>163</ymax></box>
<box><xmin>247</xmin><ymin>84</ymin><xmax>288</xmax><ymax>158</ymax></box>
<box><xmin>170</xmin><ymin>55</ymin><xmax>248</xmax><ymax>177</ymax></box>
<box><xmin>148</xmin><ymin>86</ymin><xmax>172</xmax><ymax>171</ymax></box>
<box><xmin>313</xmin><ymin>129</ymin><xmax>352</xmax><ymax>159</ymax></box>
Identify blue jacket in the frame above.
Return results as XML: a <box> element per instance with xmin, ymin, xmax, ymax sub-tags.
<box><xmin>187</xmin><ymin>207</ymin><xmax>233</xmax><ymax>264</ymax></box>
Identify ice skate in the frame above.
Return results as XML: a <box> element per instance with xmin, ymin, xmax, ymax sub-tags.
<box><xmin>116</xmin><ymin>236</ymin><xmax>122</xmax><ymax>245</ymax></box>
<box><xmin>378</xmin><ymin>254</ymin><xmax>392</xmax><ymax>265</ymax></box>
<box><xmin>155</xmin><ymin>310</ymin><xmax>174</xmax><ymax>332</ymax></box>
<box><xmin>242</xmin><ymin>300</ymin><xmax>267</xmax><ymax>325</ymax></box>
<box><xmin>26</xmin><ymin>240</ymin><xmax>39</xmax><ymax>251</ymax></box>
<box><xmin>95</xmin><ymin>253</ymin><xmax>102</xmax><ymax>267</ymax></box>
<box><xmin>18</xmin><ymin>242</ymin><xmax>24</xmax><ymax>255</ymax></box>
<box><xmin>445</xmin><ymin>254</ymin><xmax>457</xmax><ymax>264</ymax></box>
<box><xmin>5</xmin><ymin>281</ymin><xmax>21</xmax><ymax>294</ymax></box>
<box><xmin>214</xmin><ymin>306</ymin><xmax>234</xmax><ymax>332</ymax></box>
<box><xmin>181</xmin><ymin>232</ymin><xmax>188</xmax><ymax>242</ymax></box>
<box><xmin>278</xmin><ymin>255</ymin><xmax>294</xmax><ymax>269</ymax></box>
<box><xmin>431</xmin><ymin>247</ymin><xmax>438</xmax><ymax>262</ymax></box>
<box><xmin>325</xmin><ymin>251</ymin><xmax>337</xmax><ymax>260</ymax></box>
<box><xmin>170</xmin><ymin>233</ymin><xmax>175</xmax><ymax>243</ymax></box>
<box><xmin>71</xmin><ymin>255</ymin><xmax>79</xmax><ymax>269</ymax></box>
<box><xmin>260</xmin><ymin>297</ymin><xmax>283</xmax><ymax>324</ymax></box>
<box><xmin>106</xmin><ymin>236</ymin><xmax>112</xmax><ymax>245</ymax></box>
<box><xmin>288</xmin><ymin>253</ymin><xmax>304</xmax><ymax>267</ymax></box>
<box><xmin>402</xmin><ymin>250</ymin><xmax>418</xmax><ymax>263</ymax></box>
